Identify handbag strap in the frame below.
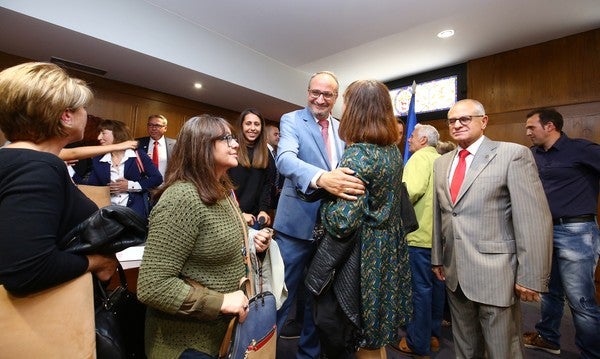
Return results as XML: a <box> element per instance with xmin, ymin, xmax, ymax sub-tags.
<box><xmin>133</xmin><ymin>150</ymin><xmax>145</xmax><ymax>174</ymax></box>
<box><xmin>227</xmin><ymin>192</ymin><xmax>254</xmax><ymax>297</ymax></box>
<box><xmin>115</xmin><ymin>262</ymin><xmax>127</xmax><ymax>289</ymax></box>
<box><xmin>218</xmin><ymin>193</ymin><xmax>253</xmax><ymax>359</ymax></box>
<box><xmin>218</xmin><ymin>316</ymin><xmax>237</xmax><ymax>358</ymax></box>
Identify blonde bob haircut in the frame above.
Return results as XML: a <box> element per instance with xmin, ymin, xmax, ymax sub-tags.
<box><xmin>339</xmin><ymin>80</ymin><xmax>399</xmax><ymax>146</ymax></box>
<box><xmin>0</xmin><ymin>62</ymin><xmax>93</xmax><ymax>143</ymax></box>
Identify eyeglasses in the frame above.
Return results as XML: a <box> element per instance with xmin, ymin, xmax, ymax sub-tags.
<box><xmin>147</xmin><ymin>124</ymin><xmax>166</xmax><ymax>128</ymax></box>
<box><xmin>308</xmin><ymin>89</ymin><xmax>337</xmax><ymax>101</ymax></box>
<box><xmin>217</xmin><ymin>134</ymin><xmax>238</xmax><ymax>147</ymax></box>
<box><xmin>446</xmin><ymin>115</ymin><xmax>484</xmax><ymax>126</ymax></box>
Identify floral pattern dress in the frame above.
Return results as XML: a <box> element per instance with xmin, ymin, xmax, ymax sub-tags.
<box><xmin>320</xmin><ymin>143</ymin><xmax>412</xmax><ymax>348</ymax></box>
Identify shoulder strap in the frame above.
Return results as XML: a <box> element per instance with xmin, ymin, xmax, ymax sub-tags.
<box><xmin>226</xmin><ymin>193</ymin><xmax>254</xmax><ymax>297</ymax></box>
<box><xmin>133</xmin><ymin>150</ymin><xmax>145</xmax><ymax>173</ymax></box>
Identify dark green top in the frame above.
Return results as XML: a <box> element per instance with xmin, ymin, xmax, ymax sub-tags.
<box><xmin>137</xmin><ymin>182</ymin><xmax>246</xmax><ymax>358</ymax></box>
<box><xmin>321</xmin><ymin>143</ymin><xmax>412</xmax><ymax>348</ymax></box>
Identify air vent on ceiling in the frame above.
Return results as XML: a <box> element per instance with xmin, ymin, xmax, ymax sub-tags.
<box><xmin>50</xmin><ymin>57</ymin><xmax>107</xmax><ymax>76</ymax></box>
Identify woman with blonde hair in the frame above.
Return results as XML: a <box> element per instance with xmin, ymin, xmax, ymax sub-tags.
<box><xmin>0</xmin><ymin>62</ymin><xmax>118</xmax><ymax>356</ymax></box>
<box><xmin>0</xmin><ymin>62</ymin><xmax>118</xmax><ymax>294</ymax></box>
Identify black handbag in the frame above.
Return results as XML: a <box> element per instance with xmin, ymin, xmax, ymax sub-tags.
<box><xmin>95</xmin><ymin>263</ymin><xmax>146</xmax><ymax>359</ymax></box>
<box><xmin>59</xmin><ymin>205</ymin><xmax>147</xmax><ymax>255</ymax></box>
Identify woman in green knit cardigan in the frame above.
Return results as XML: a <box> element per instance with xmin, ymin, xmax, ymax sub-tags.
<box><xmin>137</xmin><ymin>115</ymin><xmax>273</xmax><ymax>359</ymax></box>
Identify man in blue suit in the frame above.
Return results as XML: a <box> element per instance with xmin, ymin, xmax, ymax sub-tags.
<box><xmin>274</xmin><ymin>71</ymin><xmax>365</xmax><ymax>358</ymax></box>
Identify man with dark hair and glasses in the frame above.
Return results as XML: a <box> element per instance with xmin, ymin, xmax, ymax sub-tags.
<box><xmin>431</xmin><ymin>99</ymin><xmax>552</xmax><ymax>358</ymax></box>
<box><xmin>522</xmin><ymin>108</ymin><xmax>600</xmax><ymax>358</ymax></box>
<box><xmin>273</xmin><ymin>71</ymin><xmax>365</xmax><ymax>358</ymax></box>
<box><xmin>137</xmin><ymin>114</ymin><xmax>176</xmax><ymax>177</ymax></box>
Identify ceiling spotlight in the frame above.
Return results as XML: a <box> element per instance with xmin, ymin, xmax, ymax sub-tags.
<box><xmin>437</xmin><ymin>29</ymin><xmax>455</xmax><ymax>39</ymax></box>
<box><xmin>194</xmin><ymin>82</ymin><xmax>202</xmax><ymax>89</ymax></box>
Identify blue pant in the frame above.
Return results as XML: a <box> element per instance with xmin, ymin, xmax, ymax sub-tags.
<box><xmin>276</xmin><ymin>232</ymin><xmax>320</xmax><ymax>359</ymax></box>
<box><xmin>405</xmin><ymin>246</ymin><xmax>445</xmax><ymax>355</ymax></box>
<box><xmin>535</xmin><ymin>220</ymin><xmax>600</xmax><ymax>359</ymax></box>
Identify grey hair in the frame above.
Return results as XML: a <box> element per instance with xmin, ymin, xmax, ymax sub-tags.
<box><xmin>414</xmin><ymin>123</ymin><xmax>439</xmax><ymax>147</ymax></box>
<box><xmin>308</xmin><ymin>71</ymin><xmax>339</xmax><ymax>89</ymax></box>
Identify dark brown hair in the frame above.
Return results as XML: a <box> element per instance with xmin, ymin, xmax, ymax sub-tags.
<box><xmin>339</xmin><ymin>80</ymin><xmax>399</xmax><ymax>145</ymax></box>
<box><xmin>154</xmin><ymin>114</ymin><xmax>234</xmax><ymax>205</ymax></box>
<box><xmin>235</xmin><ymin>108</ymin><xmax>269</xmax><ymax>169</ymax></box>
<box><xmin>97</xmin><ymin>119</ymin><xmax>133</xmax><ymax>143</ymax></box>
<box><xmin>526</xmin><ymin>108</ymin><xmax>564</xmax><ymax>131</ymax></box>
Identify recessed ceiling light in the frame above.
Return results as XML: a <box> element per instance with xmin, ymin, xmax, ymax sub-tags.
<box><xmin>437</xmin><ymin>29</ymin><xmax>455</xmax><ymax>39</ymax></box>
<box><xmin>194</xmin><ymin>82</ymin><xmax>202</xmax><ymax>89</ymax></box>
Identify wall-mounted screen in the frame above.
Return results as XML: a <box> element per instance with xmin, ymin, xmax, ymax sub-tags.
<box><xmin>385</xmin><ymin>63</ymin><xmax>467</xmax><ymax>121</ymax></box>
<box><xmin>390</xmin><ymin>76</ymin><xmax>457</xmax><ymax>116</ymax></box>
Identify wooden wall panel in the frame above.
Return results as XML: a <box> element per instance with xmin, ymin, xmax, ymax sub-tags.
<box><xmin>468</xmin><ymin>29</ymin><xmax>600</xmax><ymax>114</ymax></box>
<box><xmin>0</xmin><ymin>50</ymin><xmax>239</xmax><ymax>144</ymax></box>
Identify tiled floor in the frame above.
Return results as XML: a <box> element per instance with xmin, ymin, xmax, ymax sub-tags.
<box><xmin>277</xmin><ymin>301</ymin><xmax>578</xmax><ymax>358</ymax></box>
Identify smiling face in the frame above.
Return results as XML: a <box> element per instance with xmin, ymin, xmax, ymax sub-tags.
<box><xmin>241</xmin><ymin>113</ymin><xmax>262</xmax><ymax>144</ymax></box>
<box><xmin>307</xmin><ymin>73</ymin><xmax>338</xmax><ymax>120</ymax></box>
<box><xmin>147</xmin><ymin>116</ymin><xmax>167</xmax><ymax>140</ymax></box>
<box><xmin>97</xmin><ymin>129</ymin><xmax>115</xmax><ymax>145</ymax></box>
<box><xmin>447</xmin><ymin>100</ymin><xmax>487</xmax><ymax>148</ymax></box>
<box><xmin>213</xmin><ymin>131</ymin><xmax>239</xmax><ymax>177</ymax></box>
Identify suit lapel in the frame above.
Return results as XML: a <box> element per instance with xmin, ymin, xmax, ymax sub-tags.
<box><xmin>442</xmin><ymin>149</ymin><xmax>458</xmax><ymax>204</ymax></box>
<box><xmin>455</xmin><ymin>137</ymin><xmax>497</xmax><ymax>204</ymax></box>
<box><xmin>330</xmin><ymin>119</ymin><xmax>345</xmax><ymax>161</ymax></box>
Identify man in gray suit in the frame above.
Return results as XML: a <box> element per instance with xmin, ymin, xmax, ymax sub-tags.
<box><xmin>136</xmin><ymin>114</ymin><xmax>176</xmax><ymax>178</ymax></box>
<box><xmin>431</xmin><ymin>99</ymin><xmax>553</xmax><ymax>358</ymax></box>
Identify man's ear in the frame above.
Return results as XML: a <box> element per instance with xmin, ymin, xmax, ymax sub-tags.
<box><xmin>545</xmin><ymin>122</ymin><xmax>556</xmax><ymax>132</ymax></box>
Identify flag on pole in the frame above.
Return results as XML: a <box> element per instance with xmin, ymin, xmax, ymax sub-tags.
<box><xmin>403</xmin><ymin>81</ymin><xmax>417</xmax><ymax>164</ymax></box>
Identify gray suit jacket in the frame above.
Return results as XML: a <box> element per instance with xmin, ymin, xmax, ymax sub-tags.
<box><xmin>431</xmin><ymin>136</ymin><xmax>552</xmax><ymax>307</ymax></box>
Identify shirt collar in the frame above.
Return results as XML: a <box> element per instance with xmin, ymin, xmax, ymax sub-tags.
<box><xmin>150</xmin><ymin>136</ymin><xmax>164</xmax><ymax>146</ymax></box>
<box><xmin>457</xmin><ymin>135</ymin><xmax>485</xmax><ymax>155</ymax></box>
<box><xmin>99</xmin><ymin>148</ymin><xmax>137</xmax><ymax>163</ymax></box>
<box><xmin>313</xmin><ymin>114</ymin><xmax>332</xmax><ymax>124</ymax></box>
<box><xmin>532</xmin><ymin>132</ymin><xmax>568</xmax><ymax>153</ymax></box>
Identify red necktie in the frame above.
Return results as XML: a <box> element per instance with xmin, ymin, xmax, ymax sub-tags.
<box><xmin>318</xmin><ymin>118</ymin><xmax>331</xmax><ymax>163</ymax></box>
<box><xmin>450</xmin><ymin>149</ymin><xmax>469</xmax><ymax>203</ymax></box>
<box><xmin>152</xmin><ymin>140</ymin><xmax>159</xmax><ymax>169</ymax></box>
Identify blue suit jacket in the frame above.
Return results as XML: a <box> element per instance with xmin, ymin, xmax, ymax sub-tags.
<box><xmin>273</xmin><ymin>107</ymin><xmax>345</xmax><ymax>240</ymax></box>
<box><xmin>74</xmin><ymin>149</ymin><xmax>163</xmax><ymax>218</ymax></box>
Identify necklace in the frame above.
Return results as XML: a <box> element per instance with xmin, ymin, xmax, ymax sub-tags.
<box><xmin>111</xmin><ymin>151</ymin><xmax>124</xmax><ymax>167</ymax></box>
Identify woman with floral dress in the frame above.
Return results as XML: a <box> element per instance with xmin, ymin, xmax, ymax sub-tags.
<box><xmin>317</xmin><ymin>79</ymin><xmax>412</xmax><ymax>359</ymax></box>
